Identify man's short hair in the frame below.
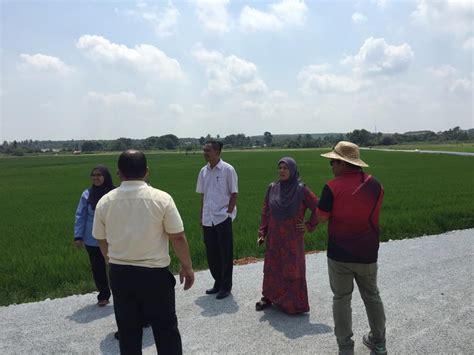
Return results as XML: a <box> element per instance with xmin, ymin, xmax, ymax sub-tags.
<box><xmin>205</xmin><ymin>140</ymin><xmax>223</xmax><ymax>154</ymax></box>
<box><xmin>118</xmin><ymin>150</ymin><xmax>147</xmax><ymax>179</ymax></box>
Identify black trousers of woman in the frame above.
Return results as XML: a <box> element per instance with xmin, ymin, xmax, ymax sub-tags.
<box><xmin>203</xmin><ymin>217</ymin><xmax>234</xmax><ymax>293</ymax></box>
<box><xmin>85</xmin><ymin>245</ymin><xmax>111</xmax><ymax>301</ymax></box>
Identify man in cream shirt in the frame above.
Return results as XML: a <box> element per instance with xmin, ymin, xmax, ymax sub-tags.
<box><xmin>93</xmin><ymin>149</ymin><xmax>194</xmax><ymax>355</ymax></box>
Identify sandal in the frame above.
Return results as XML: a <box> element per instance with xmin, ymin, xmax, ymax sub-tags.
<box><xmin>255</xmin><ymin>297</ymin><xmax>271</xmax><ymax>311</ymax></box>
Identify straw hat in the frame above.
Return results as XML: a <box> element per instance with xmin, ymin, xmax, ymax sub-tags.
<box><xmin>320</xmin><ymin>141</ymin><xmax>369</xmax><ymax>167</ymax></box>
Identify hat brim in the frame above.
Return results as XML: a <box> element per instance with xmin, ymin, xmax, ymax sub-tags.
<box><xmin>320</xmin><ymin>151</ymin><xmax>369</xmax><ymax>167</ymax></box>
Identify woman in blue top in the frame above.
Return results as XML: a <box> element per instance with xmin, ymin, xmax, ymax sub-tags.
<box><xmin>74</xmin><ymin>165</ymin><xmax>115</xmax><ymax>306</ymax></box>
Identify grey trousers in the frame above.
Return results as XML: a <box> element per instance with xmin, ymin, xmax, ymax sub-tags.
<box><xmin>327</xmin><ymin>258</ymin><xmax>386</xmax><ymax>350</ymax></box>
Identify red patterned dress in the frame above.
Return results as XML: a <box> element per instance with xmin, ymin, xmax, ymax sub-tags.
<box><xmin>258</xmin><ymin>185</ymin><xmax>318</xmax><ymax>314</ymax></box>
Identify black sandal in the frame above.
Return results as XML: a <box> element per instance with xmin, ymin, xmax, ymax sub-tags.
<box><xmin>255</xmin><ymin>297</ymin><xmax>271</xmax><ymax>311</ymax></box>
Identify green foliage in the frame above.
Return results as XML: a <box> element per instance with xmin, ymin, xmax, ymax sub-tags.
<box><xmin>81</xmin><ymin>141</ymin><xmax>103</xmax><ymax>152</ymax></box>
<box><xmin>0</xmin><ymin>149</ymin><xmax>473</xmax><ymax>306</ymax></box>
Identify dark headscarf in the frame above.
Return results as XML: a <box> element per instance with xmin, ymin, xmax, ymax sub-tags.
<box><xmin>87</xmin><ymin>165</ymin><xmax>115</xmax><ymax>210</ymax></box>
<box><xmin>268</xmin><ymin>157</ymin><xmax>305</xmax><ymax>220</ymax></box>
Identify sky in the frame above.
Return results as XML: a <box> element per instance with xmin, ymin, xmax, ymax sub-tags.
<box><xmin>1</xmin><ymin>0</ymin><xmax>473</xmax><ymax>141</ymax></box>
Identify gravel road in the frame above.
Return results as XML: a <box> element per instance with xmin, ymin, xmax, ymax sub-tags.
<box><xmin>1</xmin><ymin>229</ymin><xmax>473</xmax><ymax>354</ymax></box>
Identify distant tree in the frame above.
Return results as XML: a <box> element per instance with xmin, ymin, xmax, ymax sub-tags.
<box><xmin>380</xmin><ymin>136</ymin><xmax>397</xmax><ymax>145</ymax></box>
<box><xmin>1</xmin><ymin>141</ymin><xmax>9</xmax><ymax>153</ymax></box>
<box><xmin>12</xmin><ymin>148</ymin><xmax>25</xmax><ymax>156</ymax></box>
<box><xmin>198</xmin><ymin>136</ymin><xmax>206</xmax><ymax>145</ymax></box>
<box><xmin>161</xmin><ymin>134</ymin><xmax>179</xmax><ymax>149</ymax></box>
<box><xmin>263</xmin><ymin>131</ymin><xmax>273</xmax><ymax>146</ymax></box>
<box><xmin>347</xmin><ymin>129</ymin><xmax>373</xmax><ymax>146</ymax></box>
<box><xmin>110</xmin><ymin>137</ymin><xmax>133</xmax><ymax>151</ymax></box>
<box><xmin>287</xmin><ymin>140</ymin><xmax>300</xmax><ymax>148</ymax></box>
<box><xmin>81</xmin><ymin>141</ymin><xmax>103</xmax><ymax>152</ymax></box>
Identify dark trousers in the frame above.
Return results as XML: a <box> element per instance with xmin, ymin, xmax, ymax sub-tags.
<box><xmin>109</xmin><ymin>264</ymin><xmax>182</xmax><ymax>355</ymax></box>
<box><xmin>85</xmin><ymin>245</ymin><xmax>111</xmax><ymax>301</ymax></box>
<box><xmin>203</xmin><ymin>217</ymin><xmax>234</xmax><ymax>292</ymax></box>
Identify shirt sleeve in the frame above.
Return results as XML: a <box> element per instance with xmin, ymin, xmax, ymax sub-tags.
<box><xmin>92</xmin><ymin>200</ymin><xmax>106</xmax><ymax>240</ymax></box>
<box><xmin>196</xmin><ymin>168</ymin><xmax>204</xmax><ymax>193</ymax></box>
<box><xmin>74</xmin><ymin>190</ymin><xmax>88</xmax><ymax>240</ymax></box>
<box><xmin>316</xmin><ymin>184</ymin><xmax>333</xmax><ymax>219</ymax></box>
<box><xmin>227</xmin><ymin>166</ymin><xmax>238</xmax><ymax>194</ymax></box>
<box><xmin>164</xmin><ymin>197</ymin><xmax>184</xmax><ymax>234</ymax></box>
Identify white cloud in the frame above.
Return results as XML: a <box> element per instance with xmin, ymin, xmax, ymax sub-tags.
<box><xmin>374</xmin><ymin>0</ymin><xmax>389</xmax><ymax>9</ymax></box>
<box><xmin>298</xmin><ymin>65</ymin><xmax>363</xmax><ymax>93</ymax></box>
<box><xmin>352</xmin><ymin>12</ymin><xmax>367</xmax><ymax>25</ymax></box>
<box><xmin>169</xmin><ymin>103</ymin><xmax>184</xmax><ymax>115</ymax></box>
<box><xmin>194</xmin><ymin>0</ymin><xmax>230</xmax><ymax>33</ymax></box>
<box><xmin>239</xmin><ymin>0</ymin><xmax>308</xmax><ymax>32</ymax></box>
<box><xmin>123</xmin><ymin>1</ymin><xmax>179</xmax><ymax>37</ymax></box>
<box><xmin>428</xmin><ymin>65</ymin><xmax>473</xmax><ymax>97</ymax></box>
<box><xmin>18</xmin><ymin>53</ymin><xmax>72</xmax><ymax>75</ymax></box>
<box><xmin>239</xmin><ymin>7</ymin><xmax>281</xmax><ymax>32</ymax></box>
<box><xmin>85</xmin><ymin>91</ymin><xmax>154</xmax><ymax>107</ymax></box>
<box><xmin>411</xmin><ymin>0</ymin><xmax>474</xmax><ymax>36</ymax></box>
<box><xmin>346</xmin><ymin>37</ymin><xmax>414</xmax><ymax>77</ymax></box>
<box><xmin>192</xmin><ymin>44</ymin><xmax>268</xmax><ymax>96</ymax></box>
<box><xmin>76</xmin><ymin>35</ymin><xmax>184</xmax><ymax>80</ymax></box>
<box><xmin>270</xmin><ymin>0</ymin><xmax>308</xmax><ymax>26</ymax></box>
<box><xmin>462</xmin><ymin>37</ymin><xmax>474</xmax><ymax>50</ymax></box>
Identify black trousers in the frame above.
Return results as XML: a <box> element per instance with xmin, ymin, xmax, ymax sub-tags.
<box><xmin>203</xmin><ymin>217</ymin><xmax>234</xmax><ymax>292</ymax></box>
<box><xmin>109</xmin><ymin>264</ymin><xmax>182</xmax><ymax>355</ymax></box>
<box><xmin>85</xmin><ymin>245</ymin><xmax>111</xmax><ymax>301</ymax></box>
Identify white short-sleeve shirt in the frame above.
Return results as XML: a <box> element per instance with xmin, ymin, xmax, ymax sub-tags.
<box><xmin>93</xmin><ymin>181</ymin><xmax>184</xmax><ymax>268</ymax></box>
<box><xmin>196</xmin><ymin>159</ymin><xmax>238</xmax><ymax>227</ymax></box>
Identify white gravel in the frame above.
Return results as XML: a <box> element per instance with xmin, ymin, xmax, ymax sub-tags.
<box><xmin>1</xmin><ymin>229</ymin><xmax>473</xmax><ymax>354</ymax></box>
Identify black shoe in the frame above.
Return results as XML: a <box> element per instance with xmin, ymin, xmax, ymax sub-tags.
<box><xmin>216</xmin><ymin>290</ymin><xmax>231</xmax><ymax>299</ymax></box>
<box><xmin>114</xmin><ymin>331</ymin><xmax>119</xmax><ymax>340</ymax></box>
<box><xmin>255</xmin><ymin>297</ymin><xmax>271</xmax><ymax>311</ymax></box>
<box><xmin>205</xmin><ymin>287</ymin><xmax>219</xmax><ymax>295</ymax></box>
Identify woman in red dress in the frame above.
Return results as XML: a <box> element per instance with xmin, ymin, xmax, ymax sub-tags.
<box><xmin>256</xmin><ymin>157</ymin><xmax>318</xmax><ymax>314</ymax></box>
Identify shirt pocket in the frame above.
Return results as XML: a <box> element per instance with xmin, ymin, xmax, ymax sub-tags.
<box><xmin>215</xmin><ymin>174</ymin><xmax>227</xmax><ymax>193</ymax></box>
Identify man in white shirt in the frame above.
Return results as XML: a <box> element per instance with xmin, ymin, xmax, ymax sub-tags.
<box><xmin>93</xmin><ymin>150</ymin><xmax>194</xmax><ymax>355</ymax></box>
<box><xmin>196</xmin><ymin>140</ymin><xmax>238</xmax><ymax>300</ymax></box>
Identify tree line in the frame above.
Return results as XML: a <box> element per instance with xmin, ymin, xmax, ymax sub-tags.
<box><xmin>1</xmin><ymin>127</ymin><xmax>473</xmax><ymax>156</ymax></box>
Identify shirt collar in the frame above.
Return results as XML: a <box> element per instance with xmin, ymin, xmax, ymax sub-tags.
<box><xmin>119</xmin><ymin>180</ymin><xmax>148</xmax><ymax>190</ymax></box>
<box><xmin>207</xmin><ymin>159</ymin><xmax>223</xmax><ymax>170</ymax></box>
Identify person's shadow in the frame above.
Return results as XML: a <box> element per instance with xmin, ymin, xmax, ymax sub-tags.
<box><xmin>66</xmin><ymin>304</ymin><xmax>114</xmax><ymax>324</ymax></box>
<box><xmin>99</xmin><ymin>328</ymin><xmax>155</xmax><ymax>354</ymax></box>
<box><xmin>259</xmin><ymin>308</ymin><xmax>332</xmax><ymax>339</ymax></box>
<box><xmin>194</xmin><ymin>294</ymin><xmax>239</xmax><ymax>317</ymax></box>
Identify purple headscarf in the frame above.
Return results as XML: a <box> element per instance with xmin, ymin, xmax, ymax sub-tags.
<box><xmin>87</xmin><ymin>165</ymin><xmax>115</xmax><ymax>210</ymax></box>
<box><xmin>268</xmin><ymin>157</ymin><xmax>305</xmax><ymax>220</ymax></box>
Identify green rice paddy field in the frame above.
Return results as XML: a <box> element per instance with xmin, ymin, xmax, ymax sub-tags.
<box><xmin>1</xmin><ymin>149</ymin><xmax>473</xmax><ymax>306</ymax></box>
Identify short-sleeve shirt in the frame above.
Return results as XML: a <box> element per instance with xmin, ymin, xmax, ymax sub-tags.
<box><xmin>196</xmin><ymin>159</ymin><xmax>238</xmax><ymax>227</ymax></box>
<box><xmin>93</xmin><ymin>181</ymin><xmax>184</xmax><ymax>268</ymax></box>
<box><xmin>317</xmin><ymin>171</ymin><xmax>384</xmax><ymax>264</ymax></box>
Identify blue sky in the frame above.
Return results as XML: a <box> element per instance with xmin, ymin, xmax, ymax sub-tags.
<box><xmin>1</xmin><ymin>0</ymin><xmax>473</xmax><ymax>141</ymax></box>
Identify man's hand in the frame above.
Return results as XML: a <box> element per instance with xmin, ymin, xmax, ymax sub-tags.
<box><xmin>179</xmin><ymin>266</ymin><xmax>195</xmax><ymax>290</ymax></box>
<box><xmin>257</xmin><ymin>236</ymin><xmax>265</xmax><ymax>246</ymax></box>
<box><xmin>74</xmin><ymin>240</ymin><xmax>83</xmax><ymax>249</ymax></box>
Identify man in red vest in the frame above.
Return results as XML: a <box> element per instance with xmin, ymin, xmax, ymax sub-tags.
<box><xmin>317</xmin><ymin>141</ymin><xmax>387</xmax><ymax>355</ymax></box>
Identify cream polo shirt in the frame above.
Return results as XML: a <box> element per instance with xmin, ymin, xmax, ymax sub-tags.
<box><xmin>196</xmin><ymin>159</ymin><xmax>238</xmax><ymax>227</ymax></box>
<box><xmin>92</xmin><ymin>180</ymin><xmax>184</xmax><ymax>268</ymax></box>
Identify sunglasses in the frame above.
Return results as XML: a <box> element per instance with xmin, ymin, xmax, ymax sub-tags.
<box><xmin>90</xmin><ymin>173</ymin><xmax>103</xmax><ymax>177</ymax></box>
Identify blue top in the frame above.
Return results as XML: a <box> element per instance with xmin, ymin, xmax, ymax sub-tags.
<box><xmin>74</xmin><ymin>189</ymin><xmax>99</xmax><ymax>247</ymax></box>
